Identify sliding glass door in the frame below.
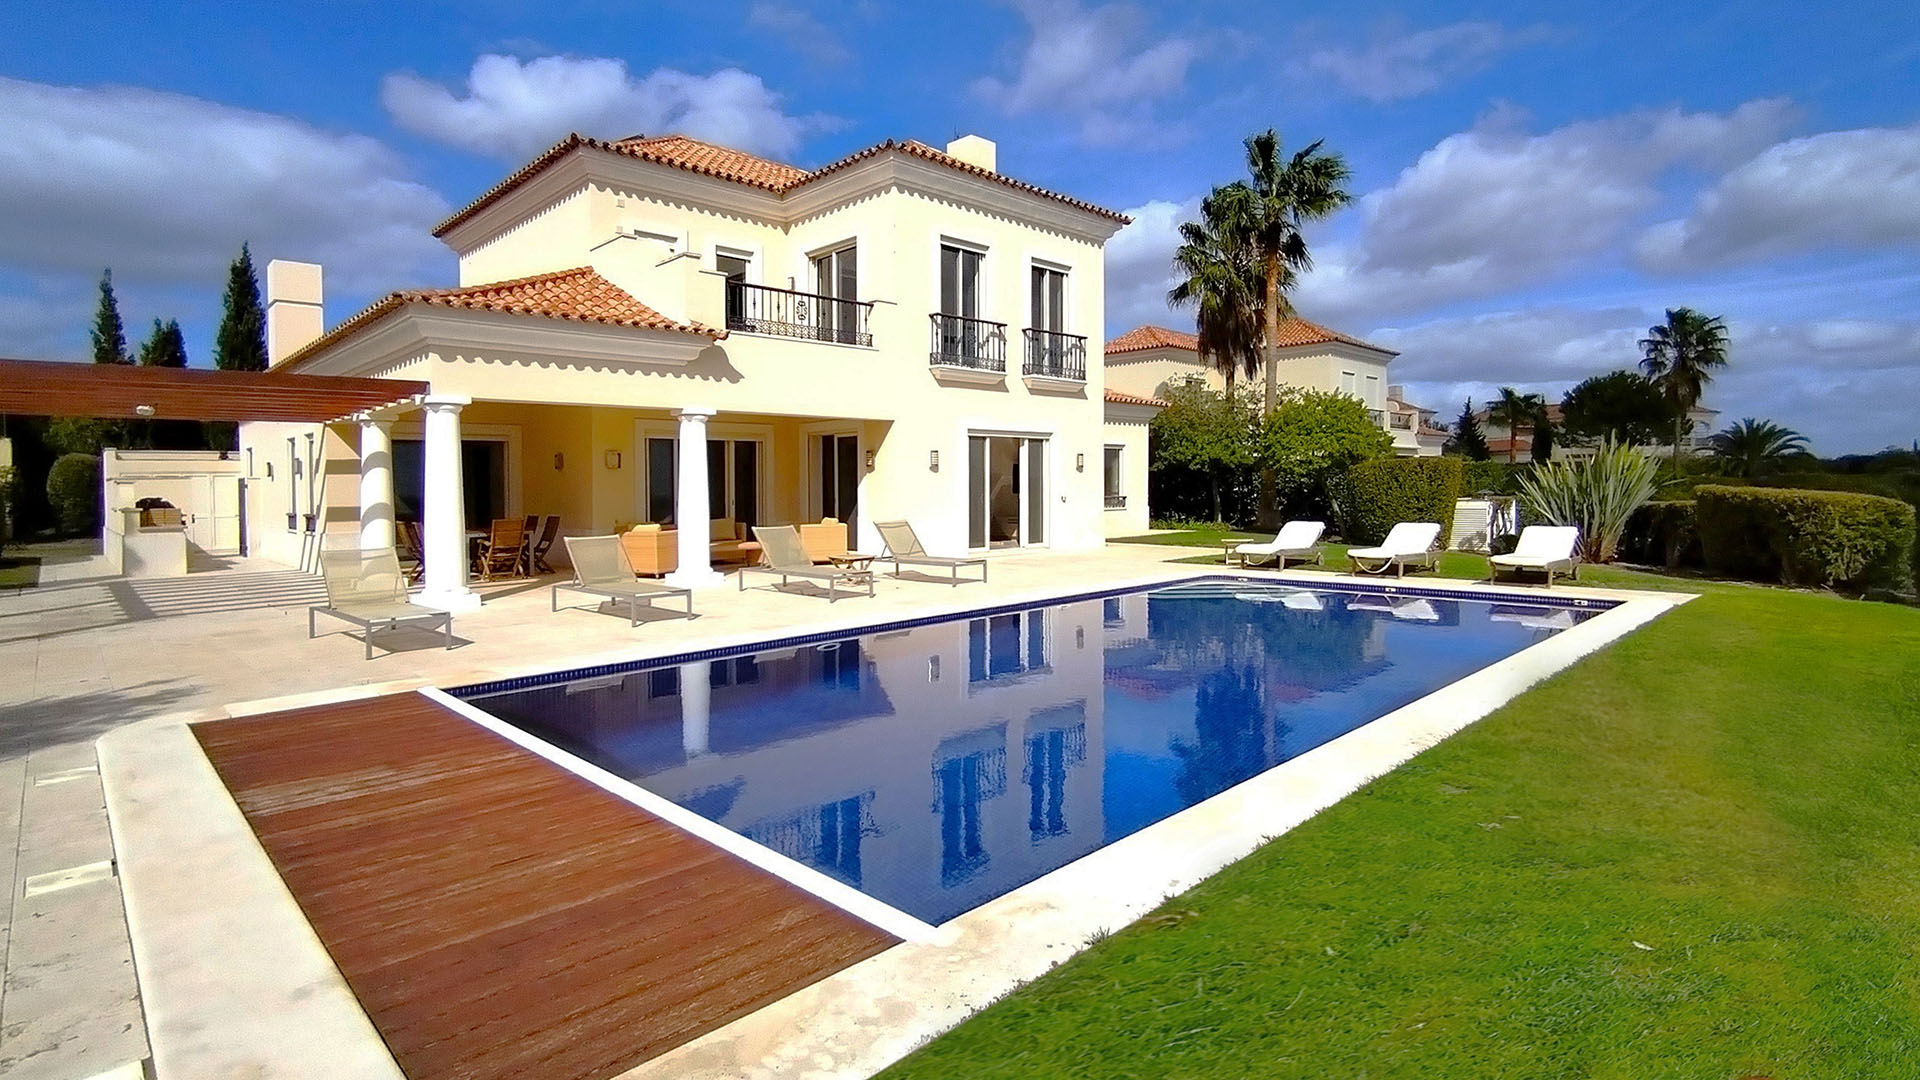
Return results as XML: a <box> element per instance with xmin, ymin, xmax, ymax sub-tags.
<box><xmin>643</xmin><ymin>436</ymin><xmax>760</xmax><ymax>527</ymax></box>
<box><xmin>966</xmin><ymin>435</ymin><xmax>1046</xmax><ymax>549</ymax></box>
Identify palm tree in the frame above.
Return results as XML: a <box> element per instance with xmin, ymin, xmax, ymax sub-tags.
<box><xmin>1710</xmin><ymin>417</ymin><xmax>1809</xmax><ymax>477</ymax></box>
<box><xmin>1487</xmin><ymin>386</ymin><xmax>1545</xmax><ymax>464</ymax></box>
<box><xmin>1168</xmin><ymin>192</ymin><xmax>1262</xmax><ymax>392</ymax></box>
<box><xmin>1210</xmin><ymin>130</ymin><xmax>1352</xmax><ymax>525</ymax></box>
<box><xmin>1639</xmin><ymin>308</ymin><xmax>1730</xmax><ymax>472</ymax></box>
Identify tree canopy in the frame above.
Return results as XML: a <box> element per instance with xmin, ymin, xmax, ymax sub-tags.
<box><xmin>1639</xmin><ymin>307</ymin><xmax>1730</xmax><ymax>468</ymax></box>
<box><xmin>1446</xmin><ymin>399</ymin><xmax>1491</xmax><ymax>460</ymax></box>
<box><xmin>1561</xmin><ymin>370</ymin><xmax>1669</xmax><ymax>446</ymax></box>
<box><xmin>1711</xmin><ymin>418</ymin><xmax>1810</xmax><ymax>477</ymax></box>
<box><xmin>89</xmin><ymin>269</ymin><xmax>130</xmax><ymax>365</ymax></box>
<box><xmin>214</xmin><ymin>243</ymin><xmax>269</xmax><ymax>371</ymax></box>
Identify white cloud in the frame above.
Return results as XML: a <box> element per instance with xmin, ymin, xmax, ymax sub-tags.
<box><xmin>0</xmin><ymin>76</ymin><xmax>449</xmax><ymax>294</ymax></box>
<box><xmin>1636</xmin><ymin>122</ymin><xmax>1920</xmax><ymax>270</ymax></box>
<box><xmin>382</xmin><ymin>54</ymin><xmax>836</xmax><ymax>160</ymax></box>
<box><xmin>1294</xmin><ymin>22</ymin><xmax>1552</xmax><ymax>103</ymax></box>
<box><xmin>1380</xmin><ymin>308</ymin><xmax>1920</xmax><ymax>454</ymax></box>
<box><xmin>1102</xmin><ymin>197</ymin><xmax>1198</xmax><ymax>338</ymax></box>
<box><xmin>1293</xmin><ymin>99</ymin><xmax>1796</xmax><ymax>324</ymax></box>
<box><xmin>972</xmin><ymin>0</ymin><xmax>1200</xmax><ymax>145</ymax></box>
<box><xmin>745</xmin><ymin>3</ymin><xmax>850</xmax><ymax>67</ymax></box>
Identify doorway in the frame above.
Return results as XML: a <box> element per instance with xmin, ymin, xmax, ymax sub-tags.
<box><xmin>814</xmin><ymin>433</ymin><xmax>859</xmax><ymax>536</ymax></box>
<box><xmin>967</xmin><ymin>435</ymin><xmax>1046</xmax><ymax>549</ymax></box>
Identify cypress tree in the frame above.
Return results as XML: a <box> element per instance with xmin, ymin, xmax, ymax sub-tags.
<box><xmin>214</xmin><ymin>243</ymin><xmax>268</xmax><ymax>371</ymax></box>
<box><xmin>137</xmin><ymin>318</ymin><xmax>189</xmax><ymax>367</ymax></box>
<box><xmin>1448</xmin><ymin>398</ymin><xmax>1491</xmax><ymax>461</ymax></box>
<box><xmin>89</xmin><ymin>269</ymin><xmax>130</xmax><ymax>365</ymax></box>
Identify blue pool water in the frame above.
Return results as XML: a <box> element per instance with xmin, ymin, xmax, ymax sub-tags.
<box><xmin>459</xmin><ymin>579</ymin><xmax>1606</xmax><ymax>925</ymax></box>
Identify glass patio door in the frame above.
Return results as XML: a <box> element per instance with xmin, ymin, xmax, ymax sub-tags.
<box><xmin>815</xmin><ymin>433</ymin><xmax>859</xmax><ymax>537</ymax></box>
<box><xmin>967</xmin><ymin>435</ymin><xmax>1046</xmax><ymax>549</ymax></box>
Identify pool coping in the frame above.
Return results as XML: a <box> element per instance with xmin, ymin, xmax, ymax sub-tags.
<box><xmin>96</xmin><ymin>565</ymin><xmax>1688</xmax><ymax>1080</ymax></box>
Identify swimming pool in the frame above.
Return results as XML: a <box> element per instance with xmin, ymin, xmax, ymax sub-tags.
<box><xmin>456</xmin><ymin>579</ymin><xmax>1609</xmax><ymax>926</ymax></box>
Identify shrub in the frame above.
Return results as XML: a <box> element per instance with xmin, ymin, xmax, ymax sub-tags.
<box><xmin>1259</xmin><ymin>388</ymin><xmax>1394</xmax><ymax>523</ymax></box>
<box><xmin>1696</xmin><ymin>485</ymin><xmax>1916</xmax><ymax>593</ymax></box>
<box><xmin>45</xmin><ymin>452</ymin><xmax>101</xmax><ymax>535</ymax></box>
<box><xmin>1621</xmin><ymin>500</ymin><xmax>1700</xmax><ymax>569</ymax></box>
<box><xmin>1515</xmin><ymin>441</ymin><xmax>1661</xmax><ymax>562</ymax></box>
<box><xmin>1336</xmin><ymin>457</ymin><xmax>1463</xmax><ymax>545</ymax></box>
<box><xmin>1462</xmin><ymin>460</ymin><xmax>1527</xmax><ymax>495</ymax></box>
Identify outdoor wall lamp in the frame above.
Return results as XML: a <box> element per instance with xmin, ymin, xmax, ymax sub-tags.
<box><xmin>865</xmin><ymin>450</ymin><xmax>875</xmax><ymax>470</ymax></box>
<box><xmin>1076</xmin><ymin>453</ymin><xmax>1086</xmax><ymax>472</ymax></box>
<box><xmin>929</xmin><ymin>450</ymin><xmax>940</xmax><ymax>472</ymax></box>
<box><xmin>553</xmin><ymin>452</ymin><xmax>564</xmax><ymax>471</ymax></box>
<box><xmin>604</xmin><ymin>450</ymin><xmax>622</xmax><ymax>470</ymax></box>
<box><xmin>135</xmin><ymin>403</ymin><xmax>155</xmax><ymax>417</ymax></box>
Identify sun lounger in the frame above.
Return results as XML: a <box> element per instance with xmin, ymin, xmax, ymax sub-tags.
<box><xmin>1348</xmin><ymin>522</ymin><xmax>1442</xmax><ymax>578</ymax></box>
<box><xmin>551</xmin><ymin>535</ymin><xmax>695</xmax><ymax>625</ymax></box>
<box><xmin>1488</xmin><ymin>525</ymin><xmax>1581</xmax><ymax>587</ymax></box>
<box><xmin>1234</xmin><ymin>520</ymin><xmax>1326</xmax><ymax>569</ymax></box>
<box><xmin>309</xmin><ymin>548</ymin><xmax>453</xmax><ymax>660</ymax></box>
<box><xmin>873</xmin><ymin>520</ymin><xmax>988</xmax><ymax>586</ymax></box>
<box><xmin>739</xmin><ymin>525</ymin><xmax>874</xmax><ymax>601</ymax></box>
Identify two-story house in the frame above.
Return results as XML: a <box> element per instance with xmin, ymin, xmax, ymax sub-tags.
<box><xmin>240</xmin><ymin>133</ymin><xmax>1131</xmax><ymax>610</ymax></box>
<box><xmin>1102</xmin><ymin>321</ymin><xmax>1443</xmax><ymax>456</ymax></box>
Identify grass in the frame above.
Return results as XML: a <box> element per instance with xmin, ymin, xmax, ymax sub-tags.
<box><xmin>0</xmin><ymin>554</ymin><xmax>40</xmax><ymax>589</ymax></box>
<box><xmin>881</xmin><ymin>532</ymin><xmax>1920</xmax><ymax>1079</ymax></box>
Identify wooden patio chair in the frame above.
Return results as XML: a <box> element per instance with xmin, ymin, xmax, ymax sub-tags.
<box><xmin>397</xmin><ymin>520</ymin><xmax>426</xmax><ymax>584</ymax></box>
<box><xmin>474</xmin><ymin>517</ymin><xmax>527</xmax><ymax>581</ymax></box>
<box><xmin>528</xmin><ymin>515</ymin><xmax>562</xmax><ymax>574</ymax></box>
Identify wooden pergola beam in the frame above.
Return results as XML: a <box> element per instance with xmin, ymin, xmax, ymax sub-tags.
<box><xmin>0</xmin><ymin>358</ymin><xmax>428</xmax><ymax>424</ymax></box>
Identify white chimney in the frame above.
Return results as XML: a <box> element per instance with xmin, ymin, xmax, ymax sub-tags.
<box><xmin>944</xmin><ymin>134</ymin><xmax>997</xmax><ymax>173</ymax></box>
<box><xmin>266</xmin><ymin>259</ymin><xmax>324</xmax><ymax>367</ymax></box>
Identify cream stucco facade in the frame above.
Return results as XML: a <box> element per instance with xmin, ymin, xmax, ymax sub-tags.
<box><xmin>239</xmin><ymin>134</ymin><xmax>1136</xmax><ymax>606</ymax></box>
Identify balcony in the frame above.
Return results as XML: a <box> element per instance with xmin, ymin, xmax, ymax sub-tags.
<box><xmin>929</xmin><ymin>313</ymin><xmax>1007</xmax><ymax>384</ymax></box>
<box><xmin>1021</xmin><ymin>328</ymin><xmax>1088</xmax><ymax>390</ymax></box>
<box><xmin>1390</xmin><ymin>412</ymin><xmax>1413</xmax><ymax>430</ymax></box>
<box><xmin>1368</xmin><ymin>408</ymin><xmax>1387</xmax><ymax>427</ymax></box>
<box><xmin>725</xmin><ymin>281</ymin><xmax>873</xmax><ymax>346</ymax></box>
<box><xmin>1104</xmin><ymin>494</ymin><xmax>1127</xmax><ymax>509</ymax></box>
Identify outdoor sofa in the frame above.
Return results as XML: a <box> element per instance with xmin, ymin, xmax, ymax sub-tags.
<box><xmin>552</xmin><ymin>535</ymin><xmax>695</xmax><ymax>625</ymax></box>
<box><xmin>309</xmin><ymin>548</ymin><xmax>454</xmax><ymax>661</ymax></box>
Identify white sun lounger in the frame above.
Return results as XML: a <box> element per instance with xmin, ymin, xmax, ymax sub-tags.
<box><xmin>1234</xmin><ymin>520</ymin><xmax>1326</xmax><ymax>569</ymax></box>
<box><xmin>551</xmin><ymin>535</ymin><xmax>694</xmax><ymax>625</ymax></box>
<box><xmin>1348</xmin><ymin>522</ymin><xmax>1442</xmax><ymax>578</ymax></box>
<box><xmin>1488</xmin><ymin>525</ymin><xmax>1582</xmax><ymax>587</ymax></box>
<box><xmin>309</xmin><ymin>548</ymin><xmax>453</xmax><ymax>661</ymax></box>
<box><xmin>874</xmin><ymin>520</ymin><xmax>988</xmax><ymax>586</ymax></box>
<box><xmin>739</xmin><ymin>525</ymin><xmax>874</xmax><ymax>601</ymax></box>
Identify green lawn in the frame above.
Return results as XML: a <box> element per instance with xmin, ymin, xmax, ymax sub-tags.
<box><xmin>0</xmin><ymin>554</ymin><xmax>40</xmax><ymax>589</ymax></box>
<box><xmin>882</xmin><ymin>537</ymin><xmax>1920</xmax><ymax>1079</ymax></box>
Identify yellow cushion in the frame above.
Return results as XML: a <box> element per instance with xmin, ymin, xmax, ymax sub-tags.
<box><xmin>709</xmin><ymin>518</ymin><xmax>737</xmax><ymax>541</ymax></box>
<box><xmin>630</xmin><ymin>522</ymin><xmax>661</xmax><ymax>533</ymax></box>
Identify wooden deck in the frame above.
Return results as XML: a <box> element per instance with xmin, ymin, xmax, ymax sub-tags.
<box><xmin>193</xmin><ymin>692</ymin><xmax>896</xmax><ymax>1080</ymax></box>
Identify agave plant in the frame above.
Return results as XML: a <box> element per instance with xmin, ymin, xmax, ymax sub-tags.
<box><xmin>1515</xmin><ymin>440</ymin><xmax>1660</xmax><ymax>562</ymax></box>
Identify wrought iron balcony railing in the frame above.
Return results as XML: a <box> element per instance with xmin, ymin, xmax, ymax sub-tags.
<box><xmin>929</xmin><ymin>313</ymin><xmax>1007</xmax><ymax>372</ymax></box>
<box><xmin>1390</xmin><ymin>411</ymin><xmax>1414</xmax><ymax>429</ymax></box>
<box><xmin>1021</xmin><ymin>328</ymin><xmax>1088</xmax><ymax>381</ymax></box>
<box><xmin>725</xmin><ymin>281</ymin><xmax>873</xmax><ymax>346</ymax></box>
<box><xmin>1104</xmin><ymin>494</ymin><xmax>1127</xmax><ymax>509</ymax></box>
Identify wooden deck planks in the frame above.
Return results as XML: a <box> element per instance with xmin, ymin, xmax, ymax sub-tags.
<box><xmin>193</xmin><ymin>691</ymin><xmax>895</xmax><ymax>1080</ymax></box>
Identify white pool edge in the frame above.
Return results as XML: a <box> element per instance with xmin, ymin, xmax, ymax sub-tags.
<box><xmin>614</xmin><ymin>582</ymin><xmax>1692</xmax><ymax>1080</ymax></box>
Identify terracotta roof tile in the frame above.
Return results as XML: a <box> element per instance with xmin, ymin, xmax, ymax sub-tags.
<box><xmin>1105</xmin><ymin>388</ymin><xmax>1169</xmax><ymax>408</ymax></box>
<box><xmin>1105</xmin><ymin>325</ymin><xmax>1200</xmax><ymax>355</ymax></box>
<box><xmin>1105</xmin><ymin>319</ymin><xmax>1397</xmax><ymax>357</ymax></box>
<box><xmin>281</xmin><ymin>267</ymin><xmax>723</xmax><ymax>369</ymax></box>
<box><xmin>434</xmin><ymin>133</ymin><xmax>1129</xmax><ymax>237</ymax></box>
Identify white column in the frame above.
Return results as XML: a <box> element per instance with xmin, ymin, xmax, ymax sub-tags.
<box><xmin>358</xmin><ymin>418</ymin><xmax>395</xmax><ymax>552</ymax></box>
<box><xmin>679</xmin><ymin>661</ymin><xmax>711</xmax><ymax>757</ymax></box>
<box><xmin>664</xmin><ymin>407</ymin><xmax>725</xmax><ymax>589</ymax></box>
<box><xmin>415</xmin><ymin>395</ymin><xmax>481</xmax><ymax>612</ymax></box>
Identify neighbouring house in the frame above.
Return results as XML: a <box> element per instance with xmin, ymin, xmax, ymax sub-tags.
<box><xmin>1477</xmin><ymin>402</ymin><xmax>1719</xmax><ymax>461</ymax></box>
<box><xmin>238</xmin><ymin>132</ymin><xmax>1139</xmax><ymax>608</ymax></box>
<box><xmin>1103</xmin><ymin>322</ymin><xmax>1444</xmax><ymax>456</ymax></box>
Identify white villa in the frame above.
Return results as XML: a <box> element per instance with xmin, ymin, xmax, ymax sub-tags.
<box><xmin>240</xmin><ymin>132</ymin><xmax>1155</xmax><ymax>611</ymax></box>
<box><xmin>1103</xmin><ymin>322</ymin><xmax>1445</xmax><ymax>456</ymax></box>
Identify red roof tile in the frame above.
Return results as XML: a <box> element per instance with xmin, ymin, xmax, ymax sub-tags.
<box><xmin>433</xmin><ymin>133</ymin><xmax>1129</xmax><ymax>237</ymax></box>
<box><xmin>1105</xmin><ymin>388</ymin><xmax>1169</xmax><ymax>408</ymax></box>
<box><xmin>282</xmin><ymin>267</ymin><xmax>723</xmax><ymax>369</ymax></box>
<box><xmin>1105</xmin><ymin>319</ymin><xmax>1397</xmax><ymax>357</ymax></box>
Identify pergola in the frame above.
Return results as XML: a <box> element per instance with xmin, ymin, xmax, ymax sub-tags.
<box><xmin>0</xmin><ymin>358</ymin><xmax>427</xmax><ymax>422</ymax></box>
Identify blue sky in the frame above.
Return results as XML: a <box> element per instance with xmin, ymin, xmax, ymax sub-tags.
<box><xmin>3</xmin><ymin>0</ymin><xmax>1917</xmax><ymax>452</ymax></box>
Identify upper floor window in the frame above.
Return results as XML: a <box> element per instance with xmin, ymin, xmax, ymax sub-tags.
<box><xmin>811</xmin><ymin>243</ymin><xmax>857</xmax><ymax>300</ymax></box>
<box><xmin>1364</xmin><ymin>374</ymin><xmax>1381</xmax><ymax>407</ymax></box>
<box><xmin>940</xmin><ymin>243</ymin><xmax>984</xmax><ymax>318</ymax></box>
<box><xmin>1030</xmin><ymin>265</ymin><xmax>1066</xmax><ymax>332</ymax></box>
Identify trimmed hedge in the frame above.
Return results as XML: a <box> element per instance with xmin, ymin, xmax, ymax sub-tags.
<box><xmin>1621</xmin><ymin>500</ymin><xmax>1701</xmax><ymax>569</ymax></box>
<box><xmin>45</xmin><ymin>452</ymin><xmax>101</xmax><ymax>536</ymax></box>
<box><xmin>1696</xmin><ymin>485</ymin><xmax>1915</xmax><ymax>593</ymax></box>
<box><xmin>1338</xmin><ymin>457</ymin><xmax>1463</xmax><ymax>545</ymax></box>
